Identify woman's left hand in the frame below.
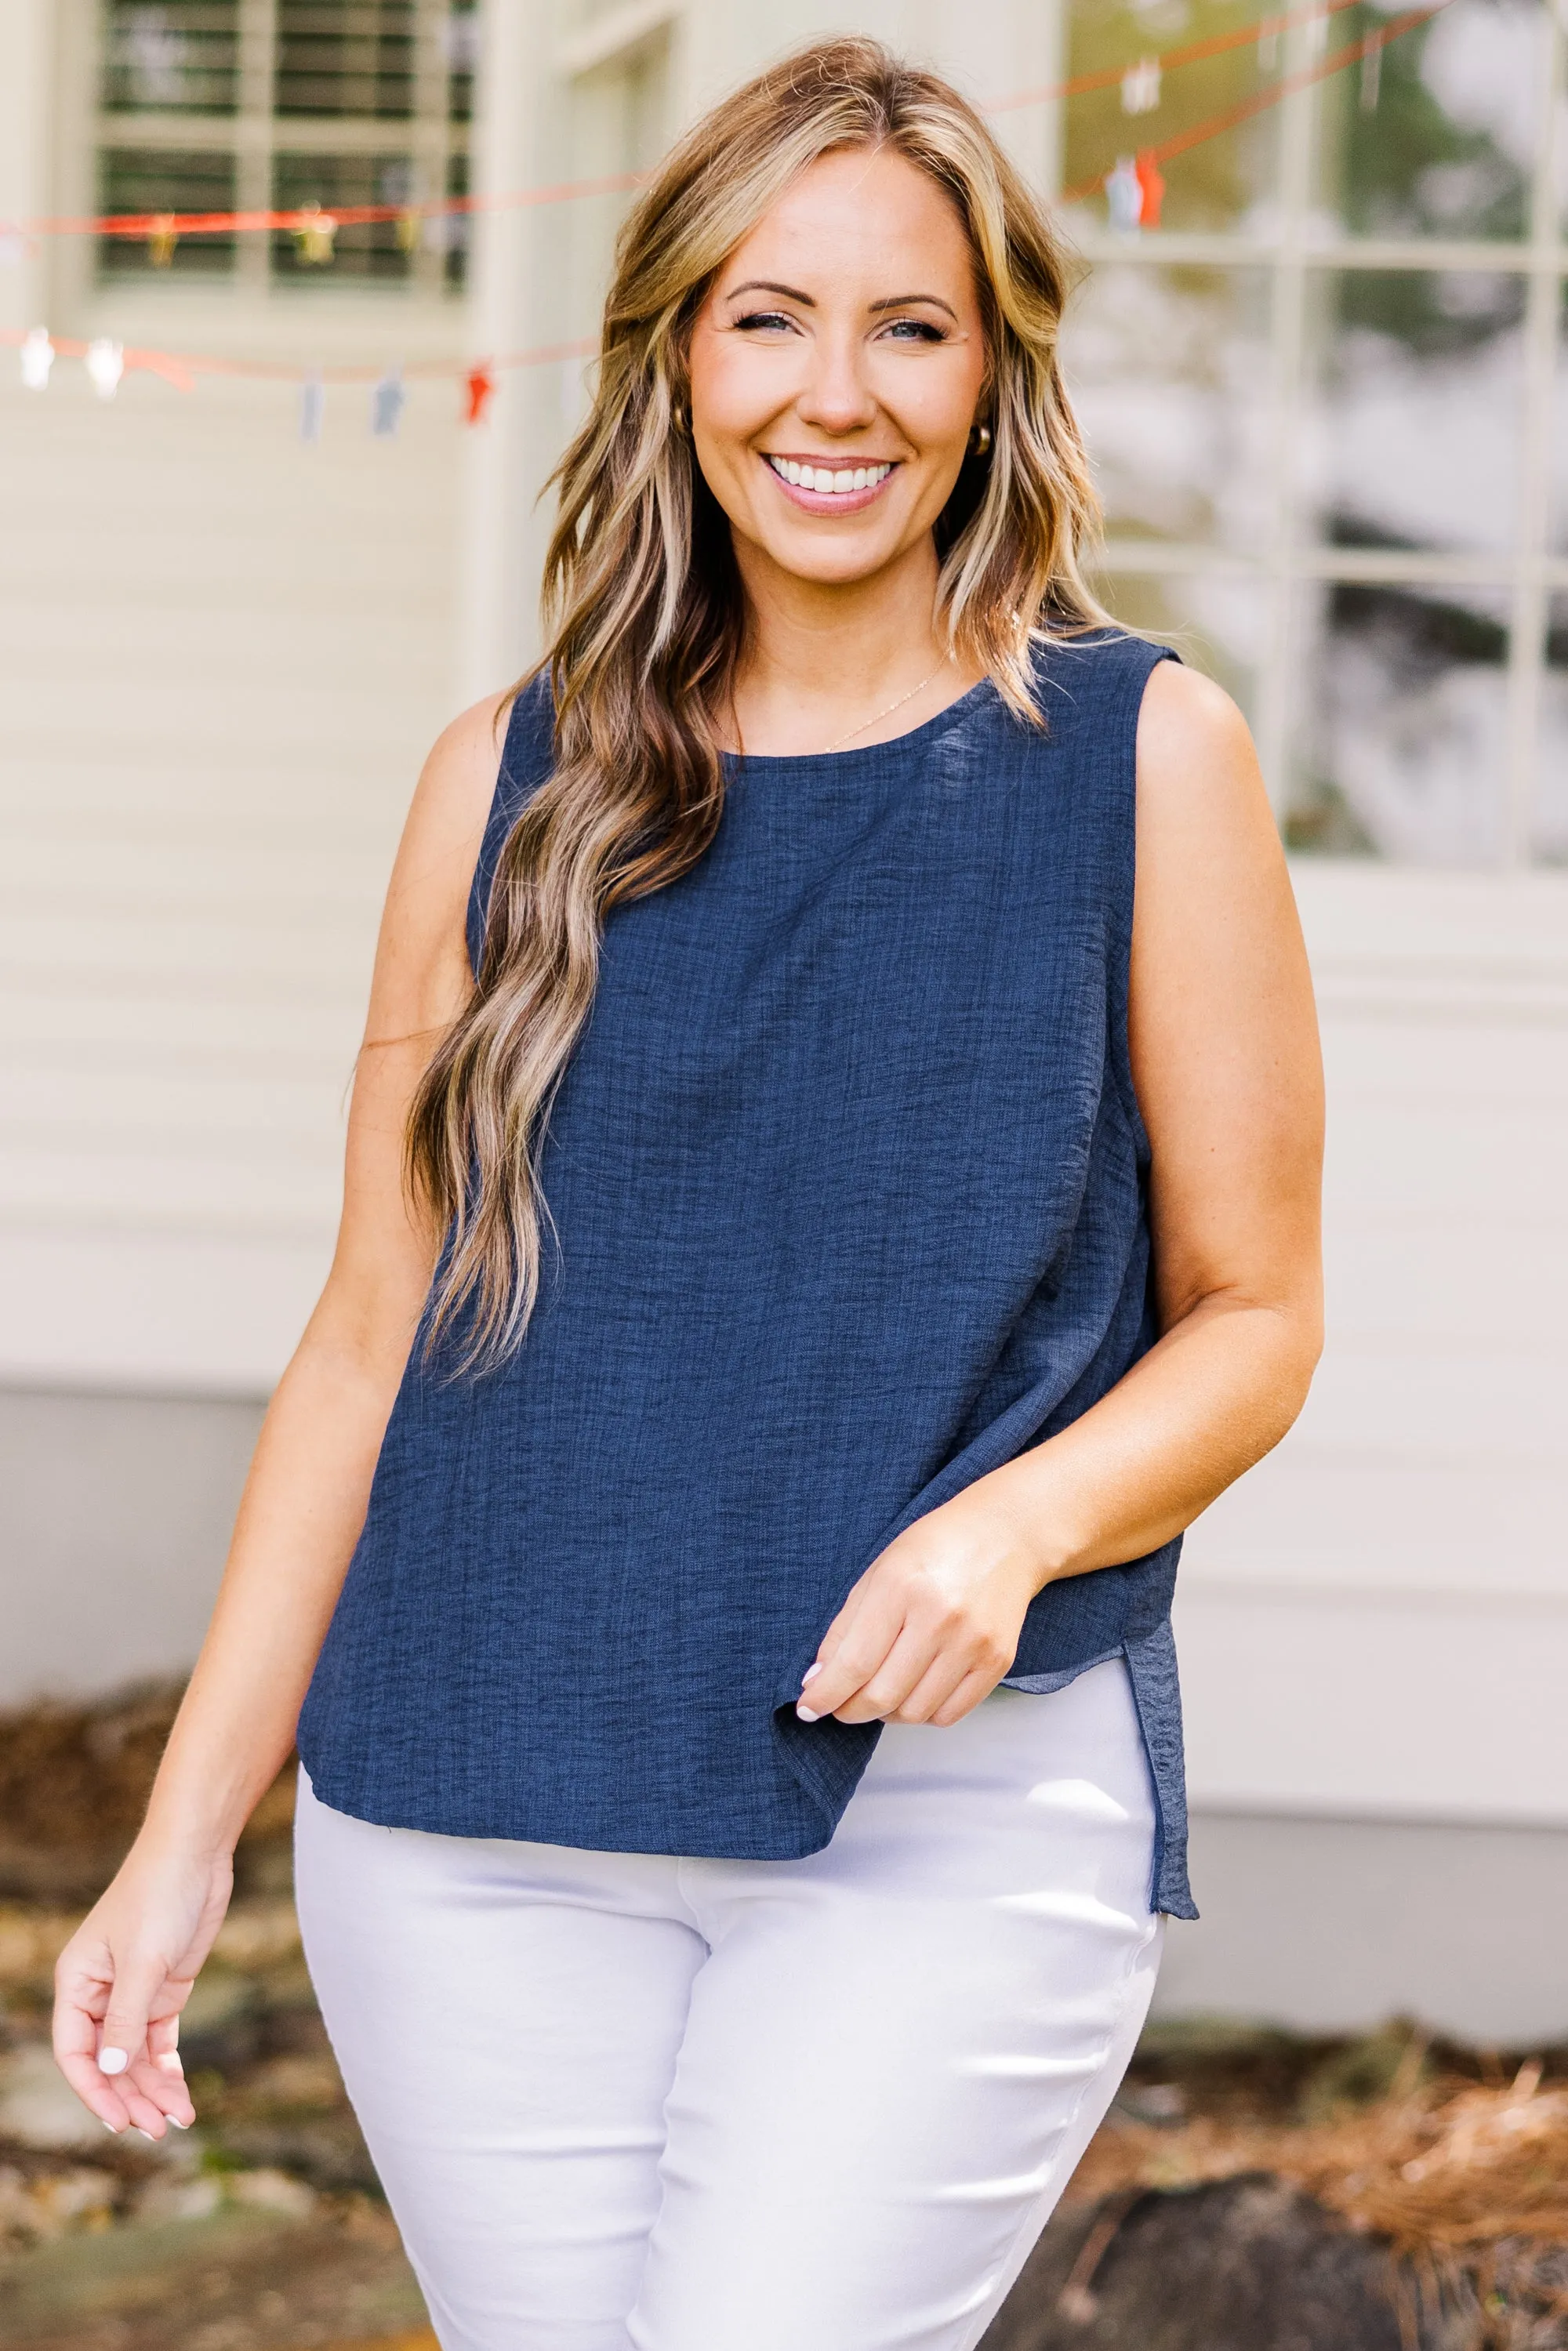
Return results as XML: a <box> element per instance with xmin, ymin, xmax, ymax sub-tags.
<box><xmin>795</xmin><ymin>1489</ymin><xmax>1044</xmax><ymax>1727</ymax></box>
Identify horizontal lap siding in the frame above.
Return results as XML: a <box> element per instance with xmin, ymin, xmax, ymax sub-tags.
<box><xmin>1178</xmin><ymin>864</ymin><xmax>1568</xmax><ymax>1823</ymax></box>
<box><xmin>0</xmin><ymin>358</ymin><xmax>464</xmax><ymax>1370</ymax></box>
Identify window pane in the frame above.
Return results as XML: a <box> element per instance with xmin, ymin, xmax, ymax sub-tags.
<box><xmin>1063</xmin><ymin>264</ymin><xmax>1272</xmax><ymax>553</ymax></box>
<box><xmin>1305</xmin><ymin>268</ymin><xmax>1526</xmax><ymax>556</ymax></box>
<box><xmin>1061</xmin><ymin>0</ymin><xmax>1279</xmax><ymax>234</ymax></box>
<box><xmin>1538</xmin><ymin>598</ymin><xmax>1568</xmax><ymax>866</ymax></box>
<box><xmin>271</xmin><ymin>152</ymin><xmax>413</xmax><ymax>281</ymax></box>
<box><xmin>1287</xmin><ymin>583</ymin><xmax>1509</xmax><ymax>862</ymax></box>
<box><xmin>97</xmin><ymin>147</ymin><xmax>237</xmax><ymax>275</ymax></box>
<box><xmin>444</xmin><ymin>149</ymin><xmax>470</xmax><ymax>292</ymax></box>
<box><xmin>1094</xmin><ymin>572</ymin><xmax>1265</xmax><ymax>732</ymax></box>
<box><xmin>101</xmin><ymin>0</ymin><xmax>239</xmax><ymax>114</ymax></box>
<box><xmin>1312</xmin><ymin>0</ymin><xmax>1539</xmax><ymax>243</ymax></box>
<box><xmin>446</xmin><ymin>0</ymin><xmax>480</xmax><ymax>125</ymax></box>
<box><xmin>1554</xmin><ymin>282</ymin><xmax>1568</xmax><ymax>557</ymax></box>
<box><xmin>274</xmin><ymin>2</ymin><xmax>416</xmax><ymax>121</ymax></box>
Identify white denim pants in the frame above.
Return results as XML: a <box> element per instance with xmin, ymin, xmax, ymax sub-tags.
<box><xmin>294</xmin><ymin>1660</ymin><xmax>1162</xmax><ymax>2351</ymax></box>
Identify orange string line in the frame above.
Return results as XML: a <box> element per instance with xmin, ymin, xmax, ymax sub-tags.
<box><xmin>990</xmin><ymin>0</ymin><xmax>1370</xmax><ymax>114</ymax></box>
<box><xmin>8</xmin><ymin>1</ymin><xmax>1421</xmax><ymax>245</ymax></box>
<box><xmin>1061</xmin><ymin>0</ymin><xmax>1449</xmax><ymax>201</ymax></box>
<box><xmin>2</xmin><ymin>2</ymin><xmax>1451</xmax><ymax>396</ymax></box>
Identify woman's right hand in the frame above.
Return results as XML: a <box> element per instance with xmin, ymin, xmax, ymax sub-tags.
<box><xmin>53</xmin><ymin>1841</ymin><xmax>234</xmax><ymax>2138</ymax></box>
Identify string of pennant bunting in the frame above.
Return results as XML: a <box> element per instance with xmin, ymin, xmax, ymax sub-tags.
<box><xmin>2</xmin><ymin>0</ymin><xmax>1452</xmax><ymax>437</ymax></box>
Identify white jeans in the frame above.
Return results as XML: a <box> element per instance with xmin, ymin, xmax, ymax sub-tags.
<box><xmin>294</xmin><ymin>1660</ymin><xmax>1162</xmax><ymax>2351</ymax></box>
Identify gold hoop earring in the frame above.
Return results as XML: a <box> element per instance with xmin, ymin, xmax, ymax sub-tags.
<box><xmin>970</xmin><ymin>421</ymin><xmax>993</xmax><ymax>458</ymax></box>
<box><xmin>671</xmin><ymin>401</ymin><xmax>689</xmax><ymax>436</ymax></box>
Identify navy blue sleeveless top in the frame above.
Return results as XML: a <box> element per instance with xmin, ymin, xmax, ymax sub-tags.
<box><xmin>299</xmin><ymin>631</ymin><xmax>1196</xmax><ymax>1918</ymax></box>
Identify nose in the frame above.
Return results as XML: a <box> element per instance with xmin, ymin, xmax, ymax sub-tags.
<box><xmin>795</xmin><ymin>323</ymin><xmax>878</xmax><ymax>438</ymax></box>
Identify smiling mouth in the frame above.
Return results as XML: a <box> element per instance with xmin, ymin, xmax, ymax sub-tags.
<box><xmin>763</xmin><ymin>455</ymin><xmax>896</xmax><ymax>497</ymax></box>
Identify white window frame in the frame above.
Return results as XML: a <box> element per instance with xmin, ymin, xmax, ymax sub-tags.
<box><xmin>1056</xmin><ymin>8</ymin><xmax>1566</xmax><ymax>868</ymax></box>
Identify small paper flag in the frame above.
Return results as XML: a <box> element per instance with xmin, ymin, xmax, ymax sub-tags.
<box><xmin>85</xmin><ymin>337</ymin><xmax>125</xmax><ymax>400</ymax></box>
<box><xmin>372</xmin><ymin>367</ymin><xmax>406</xmax><ymax>437</ymax></box>
<box><xmin>464</xmin><ymin>361</ymin><xmax>495</xmax><ymax>426</ymax></box>
<box><xmin>292</xmin><ymin>202</ymin><xmax>339</xmax><ymax>266</ymax></box>
<box><xmin>148</xmin><ymin>212</ymin><xmax>178</xmax><ymax>267</ymax></box>
<box><xmin>1121</xmin><ymin>57</ymin><xmax>1161</xmax><ymax>116</ymax></box>
<box><xmin>20</xmin><ymin>325</ymin><xmax>54</xmax><ymax>390</ymax></box>
<box><xmin>396</xmin><ymin>208</ymin><xmax>420</xmax><ymax>254</ymax></box>
<box><xmin>1134</xmin><ymin>151</ymin><xmax>1167</xmax><ymax>232</ymax></box>
<box><xmin>299</xmin><ymin>372</ymin><xmax>325</xmax><ymax>442</ymax></box>
<box><xmin>1105</xmin><ymin>157</ymin><xmax>1144</xmax><ymax>232</ymax></box>
<box><xmin>1360</xmin><ymin>38</ymin><xmax>1383</xmax><ymax>111</ymax></box>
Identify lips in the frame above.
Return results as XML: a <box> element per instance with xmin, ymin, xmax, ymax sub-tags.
<box><xmin>761</xmin><ymin>452</ymin><xmax>898</xmax><ymax>514</ymax></box>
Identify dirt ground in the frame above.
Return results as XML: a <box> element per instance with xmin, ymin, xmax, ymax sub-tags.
<box><xmin>2</xmin><ymin>1682</ymin><xmax>1564</xmax><ymax>2351</ymax></box>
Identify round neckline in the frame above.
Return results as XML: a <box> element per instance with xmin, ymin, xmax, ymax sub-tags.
<box><xmin>725</xmin><ymin>673</ymin><xmax>996</xmax><ymax>773</ymax></box>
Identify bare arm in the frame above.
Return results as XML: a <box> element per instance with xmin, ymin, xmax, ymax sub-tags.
<box><xmin>798</xmin><ymin>662</ymin><xmax>1325</xmax><ymax>1729</ymax></box>
<box><xmin>52</xmin><ymin>693</ymin><xmax>509</xmax><ymax>2136</ymax></box>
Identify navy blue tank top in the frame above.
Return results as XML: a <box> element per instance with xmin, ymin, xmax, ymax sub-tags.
<box><xmin>299</xmin><ymin>632</ymin><xmax>1196</xmax><ymax>1918</ymax></box>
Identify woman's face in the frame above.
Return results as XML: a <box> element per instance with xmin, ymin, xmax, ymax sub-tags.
<box><xmin>687</xmin><ymin>147</ymin><xmax>989</xmax><ymax>592</ymax></box>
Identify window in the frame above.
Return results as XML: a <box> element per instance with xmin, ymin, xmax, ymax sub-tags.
<box><xmin>95</xmin><ymin>0</ymin><xmax>477</xmax><ymax>291</ymax></box>
<box><xmin>1055</xmin><ymin>0</ymin><xmax>1568</xmax><ymax>865</ymax></box>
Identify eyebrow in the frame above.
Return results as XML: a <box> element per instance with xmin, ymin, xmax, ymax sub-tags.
<box><xmin>721</xmin><ymin>280</ymin><xmax>958</xmax><ymax>323</ymax></box>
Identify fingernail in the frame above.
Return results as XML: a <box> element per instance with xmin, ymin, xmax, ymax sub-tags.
<box><xmin>102</xmin><ymin>2120</ymin><xmax>122</xmax><ymax>2135</ymax></box>
<box><xmin>801</xmin><ymin>1663</ymin><xmax>824</xmax><ymax>1686</ymax></box>
<box><xmin>133</xmin><ymin>2128</ymin><xmax>158</xmax><ymax>2142</ymax></box>
<box><xmin>97</xmin><ymin>2048</ymin><xmax>129</xmax><ymax>2077</ymax></box>
<box><xmin>796</xmin><ymin>1703</ymin><xmax>820</xmax><ymax>1722</ymax></box>
<box><xmin>167</xmin><ymin>2115</ymin><xmax>191</xmax><ymax>2129</ymax></box>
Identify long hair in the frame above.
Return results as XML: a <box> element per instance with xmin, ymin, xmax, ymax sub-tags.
<box><xmin>408</xmin><ymin>36</ymin><xmax>1109</xmax><ymax>1372</ymax></box>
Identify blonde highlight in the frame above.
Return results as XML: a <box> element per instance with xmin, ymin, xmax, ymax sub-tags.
<box><xmin>407</xmin><ymin>37</ymin><xmax>1111</xmax><ymax>1373</ymax></box>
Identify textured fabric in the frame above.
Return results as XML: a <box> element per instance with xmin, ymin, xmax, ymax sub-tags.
<box><xmin>296</xmin><ymin>1661</ymin><xmax>1163</xmax><ymax>2351</ymax></box>
<box><xmin>298</xmin><ymin>630</ymin><xmax>1197</xmax><ymax>1916</ymax></box>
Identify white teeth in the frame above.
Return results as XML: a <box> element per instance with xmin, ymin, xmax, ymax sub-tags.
<box><xmin>768</xmin><ymin>457</ymin><xmax>891</xmax><ymax>494</ymax></box>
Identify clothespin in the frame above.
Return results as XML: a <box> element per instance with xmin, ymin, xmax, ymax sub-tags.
<box><xmin>1105</xmin><ymin>157</ymin><xmax>1144</xmax><ymax>232</ymax></box>
<box><xmin>291</xmin><ymin>201</ymin><xmax>338</xmax><ymax>266</ymax></box>
<box><xmin>1360</xmin><ymin>36</ymin><xmax>1383</xmax><ymax>112</ymax></box>
<box><xmin>1134</xmin><ymin>151</ymin><xmax>1167</xmax><ymax>231</ymax></box>
<box><xmin>464</xmin><ymin>361</ymin><xmax>495</xmax><ymax>426</ymax></box>
<box><xmin>1121</xmin><ymin>57</ymin><xmax>1161</xmax><ymax>116</ymax></box>
<box><xmin>372</xmin><ymin>365</ymin><xmax>406</xmax><ymax>437</ymax></box>
<box><xmin>396</xmin><ymin>208</ymin><xmax>420</xmax><ymax>254</ymax></box>
<box><xmin>85</xmin><ymin>337</ymin><xmax>125</xmax><ymax>400</ymax></box>
<box><xmin>148</xmin><ymin>212</ymin><xmax>178</xmax><ymax>267</ymax></box>
<box><xmin>299</xmin><ymin>371</ymin><xmax>325</xmax><ymax>443</ymax></box>
<box><xmin>20</xmin><ymin>325</ymin><xmax>54</xmax><ymax>390</ymax></box>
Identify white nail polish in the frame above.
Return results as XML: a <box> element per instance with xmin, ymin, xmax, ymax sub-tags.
<box><xmin>797</xmin><ymin>1703</ymin><xmax>820</xmax><ymax>1722</ymax></box>
<box><xmin>167</xmin><ymin>2115</ymin><xmax>191</xmax><ymax>2129</ymax></box>
<box><xmin>97</xmin><ymin>2048</ymin><xmax>129</xmax><ymax>2077</ymax></box>
<box><xmin>102</xmin><ymin>2120</ymin><xmax>121</xmax><ymax>2135</ymax></box>
<box><xmin>801</xmin><ymin>1663</ymin><xmax>824</xmax><ymax>1685</ymax></box>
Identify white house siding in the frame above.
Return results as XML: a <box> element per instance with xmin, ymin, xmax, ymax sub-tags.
<box><xmin>2</xmin><ymin>0</ymin><xmax>1564</xmax><ymax>2041</ymax></box>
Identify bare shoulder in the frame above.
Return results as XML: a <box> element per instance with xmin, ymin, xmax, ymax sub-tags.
<box><xmin>1133</xmin><ymin>658</ymin><xmax>1290</xmax><ymax>917</ymax></box>
<box><xmin>1136</xmin><ymin>659</ymin><xmax>1269</xmax><ymax>830</ymax></box>
<box><xmin>368</xmin><ymin>689</ymin><xmax>514</xmax><ymax>1036</ymax></box>
<box><xmin>402</xmin><ymin>688</ymin><xmax>514</xmax><ymax>860</ymax></box>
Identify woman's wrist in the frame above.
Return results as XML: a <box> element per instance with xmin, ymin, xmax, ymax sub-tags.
<box><xmin>955</xmin><ymin>1460</ymin><xmax>1083</xmax><ymax>1598</ymax></box>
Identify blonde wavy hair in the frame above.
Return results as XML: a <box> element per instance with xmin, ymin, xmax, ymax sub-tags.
<box><xmin>408</xmin><ymin>35</ymin><xmax>1109</xmax><ymax>1371</ymax></box>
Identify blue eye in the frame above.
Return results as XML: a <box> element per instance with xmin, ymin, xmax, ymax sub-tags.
<box><xmin>883</xmin><ymin>317</ymin><xmax>946</xmax><ymax>343</ymax></box>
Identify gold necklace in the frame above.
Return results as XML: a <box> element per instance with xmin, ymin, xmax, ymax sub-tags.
<box><xmin>820</xmin><ymin>655</ymin><xmax>953</xmax><ymax>756</ymax></box>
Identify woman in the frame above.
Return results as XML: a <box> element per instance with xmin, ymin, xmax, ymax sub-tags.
<box><xmin>54</xmin><ymin>39</ymin><xmax>1322</xmax><ymax>2351</ymax></box>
